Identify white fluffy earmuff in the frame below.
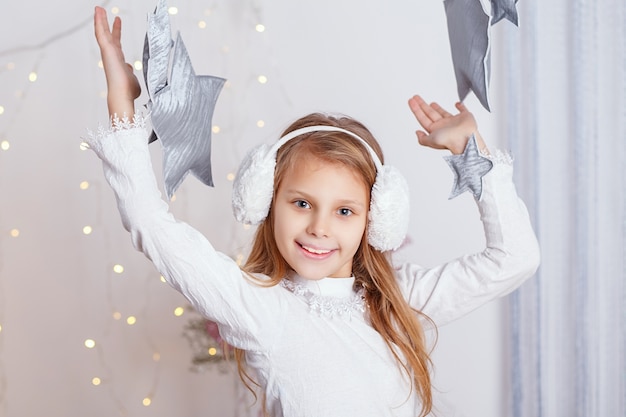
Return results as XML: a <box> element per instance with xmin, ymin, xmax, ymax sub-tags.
<box><xmin>232</xmin><ymin>125</ymin><xmax>410</xmax><ymax>251</ymax></box>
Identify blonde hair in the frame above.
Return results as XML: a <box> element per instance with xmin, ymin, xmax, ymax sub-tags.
<box><xmin>237</xmin><ymin>113</ymin><xmax>435</xmax><ymax>417</ymax></box>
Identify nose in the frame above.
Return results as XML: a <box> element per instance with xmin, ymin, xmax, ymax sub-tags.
<box><xmin>307</xmin><ymin>212</ymin><xmax>330</xmax><ymax>238</ymax></box>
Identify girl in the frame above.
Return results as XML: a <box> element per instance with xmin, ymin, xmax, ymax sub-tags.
<box><xmin>90</xmin><ymin>6</ymin><xmax>539</xmax><ymax>417</ymax></box>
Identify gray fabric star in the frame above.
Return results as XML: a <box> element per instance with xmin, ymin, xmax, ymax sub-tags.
<box><xmin>444</xmin><ymin>0</ymin><xmax>492</xmax><ymax>111</ymax></box>
<box><xmin>142</xmin><ymin>0</ymin><xmax>226</xmax><ymax>199</ymax></box>
<box><xmin>491</xmin><ymin>0</ymin><xmax>519</xmax><ymax>26</ymax></box>
<box><xmin>443</xmin><ymin>134</ymin><xmax>493</xmax><ymax>200</ymax></box>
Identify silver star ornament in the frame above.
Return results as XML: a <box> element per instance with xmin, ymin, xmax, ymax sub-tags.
<box><xmin>443</xmin><ymin>134</ymin><xmax>494</xmax><ymax>200</ymax></box>
<box><xmin>444</xmin><ymin>0</ymin><xmax>492</xmax><ymax>111</ymax></box>
<box><xmin>491</xmin><ymin>0</ymin><xmax>519</xmax><ymax>26</ymax></box>
<box><xmin>142</xmin><ymin>0</ymin><xmax>226</xmax><ymax>199</ymax></box>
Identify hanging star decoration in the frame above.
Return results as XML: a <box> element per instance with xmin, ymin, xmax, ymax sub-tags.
<box><xmin>443</xmin><ymin>134</ymin><xmax>493</xmax><ymax>199</ymax></box>
<box><xmin>142</xmin><ymin>0</ymin><xmax>226</xmax><ymax>199</ymax></box>
<box><xmin>490</xmin><ymin>0</ymin><xmax>519</xmax><ymax>26</ymax></box>
<box><xmin>443</xmin><ymin>0</ymin><xmax>520</xmax><ymax>112</ymax></box>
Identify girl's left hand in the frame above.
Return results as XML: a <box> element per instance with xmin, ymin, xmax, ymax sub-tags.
<box><xmin>408</xmin><ymin>95</ymin><xmax>487</xmax><ymax>154</ymax></box>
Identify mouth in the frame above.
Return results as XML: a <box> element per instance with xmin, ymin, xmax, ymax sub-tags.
<box><xmin>298</xmin><ymin>243</ymin><xmax>335</xmax><ymax>257</ymax></box>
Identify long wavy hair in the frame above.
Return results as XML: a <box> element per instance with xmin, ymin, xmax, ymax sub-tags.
<box><xmin>236</xmin><ymin>113</ymin><xmax>435</xmax><ymax>417</ymax></box>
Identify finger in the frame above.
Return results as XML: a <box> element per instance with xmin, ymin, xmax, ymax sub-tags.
<box><xmin>112</xmin><ymin>16</ymin><xmax>122</xmax><ymax>47</ymax></box>
<box><xmin>94</xmin><ymin>7</ymin><xmax>111</xmax><ymax>44</ymax></box>
<box><xmin>409</xmin><ymin>96</ymin><xmax>433</xmax><ymax>130</ymax></box>
<box><xmin>412</xmin><ymin>95</ymin><xmax>440</xmax><ymax>120</ymax></box>
<box><xmin>431</xmin><ymin>102</ymin><xmax>452</xmax><ymax>118</ymax></box>
<box><xmin>455</xmin><ymin>101</ymin><xmax>468</xmax><ymax>113</ymax></box>
<box><xmin>415</xmin><ymin>130</ymin><xmax>429</xmax><ymax>146</ymax></box>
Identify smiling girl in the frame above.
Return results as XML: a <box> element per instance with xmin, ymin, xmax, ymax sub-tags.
<box><xmin>89</xmin><ymin>6</ymin><xmax>539</xmax><ymax>417</ymax></box>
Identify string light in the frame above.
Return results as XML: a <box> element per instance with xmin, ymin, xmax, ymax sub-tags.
<box><xmin>112</xmin><ymin>264</ymin><xmax>124</xmax><ymax>274</ymax></box>
<box><xmin>9</xmin><ymin>229</ymin><xmax>19</xmax><ymax>238</ymax></box>
<box><xmin>83</xmin><ymin>226</ymin><xmax>93</xmax><ymax>235</ymax></box>
<box><xmin>79</xmin><ymin>181</ymin><xmax>89</xmax><ymax>190</ymax></box>
<box><xmin>126</xmin><ymin>316</ymin><xmax>137</xmax><ymax>325</ymax></box>
<box><xmin>152</xmin><ymin>353</ymin><xmax>160</xmax><ymax>362</ymax></box>
<box><xmin>143</xmin><ymin>397</ymin><xmax>152</xmax><ymax>406</ymax></box>
<box><xmin>159</xmin><ymin>276</ymin><xmax>166</xmax><ymax>283</ymax></box>
<box><xmin>208</xmin><ymin>347</ymin><xmax>217</xmax><ymax>356</ymax></box>
<box><xmin>79</xmin><ymin>142</ymin><xmax>89</xmax><ymax>151</ymax></box>
<box><xmin>84</xmin><ymin>339</ymin><xmax>96</xmax><ymax>349</ymax></box>
<box><xmin>28</xmin><ymin>72</ymin><xmax>37</xmax><ymax>82</ymax></box>
<box><xmin>211</xmin><ymin>125</ymin><xmax>220</xmax><ymax>134</ymax></box>
<box><xmin>0</xmin><ymin>106</ymin><xmax>4</xmax><ymax>115</ymax></box>
<box><xmin>173</xmin><ymin>307</ymin><xmax>184</xmax><ymax>317</ymax></box>
<box><xmin>255</xmin><ymin>24</ymin><xmax>265</xmax><ymax>32</ymax></box>
<box><xmin>112</xmin><ymin>311</ymin><xmax>122</xmax><ymax>320</ymax></box>
<box><xmin>92</xmin><ymin>377</ymin><xmax>102</xmax><ymax>386</ymax></box>
<box><xmin>198</xmin><ymin>21</ymin><xmax>207</xmax><ymax>29</ymax></box>
<box><xmin>133</xmin><ymin>60</ymin><xmax>142</xmax><ymax>71</ymax></box>
<box><xmin>168</xmin><ymin>6</ymin><xmax>178</xmax><ymax>15</ymax></box>
<box><xmin>257</xmin><ymin>75</ymin><xmax>268</xmax><ymax>84</ymax></box>
<box><xmin>1</xmin><ymin>141</ymin><xmax>9</xmax><ymax>151</ymax></box>
<box><xmin>226</xmin><ymin>173</ymin><xmax>235</xmax><ymax>181</ymax></box>
<box><xmin>111</xmin><ymin>6</ymin><xmax>120</xmax><ymax>15</ymax></box>
<box><xmin>256</xmin><ymin>120</ymin><xmax>265</xmax><ymax>128</ymax></box>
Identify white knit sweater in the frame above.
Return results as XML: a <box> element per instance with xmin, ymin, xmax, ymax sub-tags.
<box><xmin>87</xmin><ymin>123</ymin><xmax>540</xmax><ymax>417</ymax></box>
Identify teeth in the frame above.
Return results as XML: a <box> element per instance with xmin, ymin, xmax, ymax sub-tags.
<box><xmin>302</xmin><ymin>245</ymin><xmax>331</xmax><ymax>254</ymax></box>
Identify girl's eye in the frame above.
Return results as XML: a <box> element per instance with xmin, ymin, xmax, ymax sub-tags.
<box><xmin>294</xmin><ymin>200</ymin><xmax>310</xmax><ymax>209</ymax></box>
<box><xmin>338</xmin><ymin>208</ymin><xmax>353</xmax><ymax>216</ymax></box>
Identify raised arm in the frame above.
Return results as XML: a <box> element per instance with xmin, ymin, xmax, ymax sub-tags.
<box><xmin>399</xmin><ymin>96</ymin><xmax>540</xmax><ymax>325</ymax></box>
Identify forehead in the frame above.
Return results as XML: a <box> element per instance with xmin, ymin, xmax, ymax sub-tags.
<box><xmin>279</xmin><ymin>156</ymin><xmax>369</xmax><ymax>200</ymax></box>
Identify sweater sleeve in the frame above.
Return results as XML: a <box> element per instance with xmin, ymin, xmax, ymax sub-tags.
<box><xmin>395</xmin><ymin>158</ymin><xmax>540</xmax><ymax>327</ymax></box>
<box><xmin>86</xmin><ymin>121</ymin><xmax>286</xmax><ymax>350</ymax></box>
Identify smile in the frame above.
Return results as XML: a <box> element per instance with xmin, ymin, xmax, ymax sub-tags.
<box><xmin>299</xmin><ymin>243</ymin><xmax>334</xmax><ymax>256</ymax></box>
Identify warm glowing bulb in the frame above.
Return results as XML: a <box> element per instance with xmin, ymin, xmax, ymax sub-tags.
<box><xmin>112</xmin><ymin>311</ymin><xmax>122</xmax><ymax>320</ymax></box>
<box><xmin>257</xmin><ymin>120</ymin><xmax>265</xmax><ymax>128</ymax></box>
<box><xmin>83</xmin><ymin>226</ymin><xmax>93</xmax><ymax>235</ymax></box>
<box><xmin>79</xmin><ymin>181</ymin><xmax>89</xmax><ymax>190</ymax></box>
<box><xmin>255</xmin><ymin>24</ymin><xmax>265</xmax><ymax>32</ymax></box>
<box><xmin>92</xmin><ymin>377</ymin><xmax>101</xmax><ymax>386</ymax></box>
<box><xmin>28</xmin><ymin>72</ymin><xmax>37</xmax><ymax>82</ymax></box>
<box><xmin>243</xmin><ymin>224</ymin><xmax>251</xmax><ymax>230</ymax></box>
<box><xmin>212</xmin><ymin>125</ymin><xmax>220</xmax><ymax>134</ymax></box>
<box><xmin>236</xmin><ymin>253</ymin><xmax>244</xmax><ymax>266</ymax></box>
<box><xmin>133</xmin><ymin>60</ymin><xmax>143</xmax><ymax>71</ymax></box>
<box><xmin>224</xmin><ymin>80</ymin><xmax>231</xmax><ymax>88</ymax></box>
<box><xmin>0</xmin><ymin>324</ymin><xmax>3</xmax><ymax>332</ymax></box>
<box><xmin>168</xmin><ymin>6</ymin><xmax>178</xmax><ymax>14</ymax></box>
<box><xmin>126</xmin><ymin>316</ymin><xmax>137</xmax><ymax>325</ymax></box>
<box><xmin>84</xmin><ymin>339</ymin><xmax>96</xmax><ymax>349</ymax></box>
<box><xmin>0</xmin><ymin>106</ymin><xmax>4</xmax><ymax>115</ymax></box>
<box><xmin>226</xmin><ymin>173</ymin><xmax>235</xmax><ymax>181</ymax></box>
<box><xmin>113</xmin><ymin>264</ymin><xmax>124</xmax><ymax>274</ymax></box>
<box><xmin>208</xmin><ymin>347</ymin><xmax>218</xmax><ymax>356</ymax></box>
<box><xmin>143</xmin><ymin>397</ymin><xmax>152</xmax><ymax>406</ymax></box>
<box><xmin>159</xmin><ymin>275</ymin><xmax>166</xmax><ymax>283</ymax></box>
<box><xmin>80</xmin><ymin>142</ymin><xmax>89</xmax><ymax>151</ymax></box>
<box><xmin>153</xmin><ymin>352</ymin><xmax>161</xmax><ymax>362</ymax></box>
<box><xmin>111</xmin><ymin>7</ymin><xmax>119</xmax><ymax>14</ymax></box>
<box><xmin>198</xmin><ymin>21</ymin><xmax>207</xmax><ymax>29</ymax></box>
<box><xmin>170</xmin><ymin>194</ymin><xmax>177</xmax><ymax>202</ymax></box>
<box><xmin>257</xmin><ymin>75</ymin><xmax>268</xmax><ymax>84</ymax></box>
<box><xmin>174</xmin><ymin>307</ymin><xmax>184</xmax><ymax>317</ymax></box>
<box><xmin>10</xmin><ymin>229</ymin><xmax>19</xmax><ymax>238</ymax></box>
<box><xmin>98</xmin><ymin>60</ymin><xmax>103</xmax><ymax>69</ymax></box>
<box><xmin>1</xmin><ymin>140</ymin><xmax>9</xmax><ymax>151</ymax></box>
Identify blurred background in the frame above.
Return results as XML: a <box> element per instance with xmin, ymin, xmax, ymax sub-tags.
<box><xmin>0</xmin><ymin>0</ymin><xmax>623</xmax><ymax>416</ymax></box>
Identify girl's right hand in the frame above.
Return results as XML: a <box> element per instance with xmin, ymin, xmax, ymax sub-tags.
<box><xmin>94</xmin><ymin>6</ymin><xmax>141</xmax><ymax>119</ymax></box>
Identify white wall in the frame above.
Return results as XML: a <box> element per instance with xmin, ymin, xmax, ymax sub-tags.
<box><xmin>0</xmin><ymin>1</ymin><xmax>508</xmax><ymax>416</ymax></box>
